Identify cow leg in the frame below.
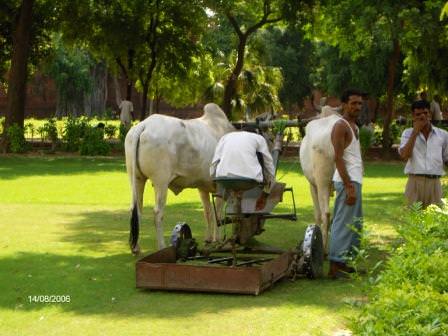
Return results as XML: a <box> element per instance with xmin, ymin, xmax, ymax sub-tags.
<box><xmin>153</xmin><ymin>184</ymin><xmax>168</xmax><ymax>250</ymax></box>
<box><xmin>213</xmin><ymin>196</ymin><xmax>224</xmax><ymax>241</ymax></box>
<box><xmin>312</xmin><ymin>151</ymin><xmax>334</xmax><ymax>256</ymax></box>
<box><xmin>199</xmin><ymin>189</ymin><xmax>223</xmax><ymax>242</ymax></box>
<box><xmin>199</xmin><ymin>189</ymin><xmax>214</xmax><ymax>242</ymax></box>
<box><xmin>316</xmin><ymin>181</ymin><xmax>331</xmax><ymax>255</ymax></box>
<box><xmin>309</xmin><ymin>183</ymin><xmax>322</xmax><ymax>226</ymax></box>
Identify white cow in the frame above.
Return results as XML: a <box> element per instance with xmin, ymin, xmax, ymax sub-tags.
<box><xmin>299</xmin><ymin>110</ymin><xmax>341</xmax><ymax>253</ymax></box>
<box><xmin>125</xmin><ymin>103</ymin><xmax>235</xmax><ymax>254</ymax></box>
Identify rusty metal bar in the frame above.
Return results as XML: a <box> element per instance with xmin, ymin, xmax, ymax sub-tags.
<box><xmin>261</xmin><ymin>214</ymin><xmax>296</xmax><ymax>220</ymax></box>
<box><xmin>208</xmin><ymin>256</ymin><xmax>234</xmax><ymax>264</ymax></box>
<box><xmin>236</xmin><ymin>258</ymin><xmax>274</xmax><ymax>267</ymax></box>
<box><xmin>232</xmin><ymin>119</ymin><xmax>302</xmax><ymax>130</ymax></box>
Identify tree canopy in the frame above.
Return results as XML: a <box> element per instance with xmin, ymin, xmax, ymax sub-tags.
<box><xmin>1</xmin><ymin>0</ymin><xmax>448</xmax><ymax>151</ymax></box>
<box><xmin>316</xmin><ymin>0</ymin><xmax>448</xmax><ymax>148</ymax></box>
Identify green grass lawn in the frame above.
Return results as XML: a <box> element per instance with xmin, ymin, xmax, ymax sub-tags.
<box><xmin>0</xmin><ymin>156</ymin><xmax>409</xmax><ymax>336</ymax></box>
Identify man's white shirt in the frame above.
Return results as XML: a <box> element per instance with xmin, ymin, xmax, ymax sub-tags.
<box><xmin>119</xmin><ymin>100</ymin><xmax>134</xmax><ymax>124</ymax></box>
<box><xmin>210</xmin><ymin>131</ymin><xmax>275</xmax><ymax>183</ymax></box>
<box><xmin>399</xmin><ymin>126</ymin><xmax>448</xmax><ymax>175</ymax></box>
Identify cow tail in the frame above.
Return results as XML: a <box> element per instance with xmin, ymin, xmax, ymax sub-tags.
<box><xmin>130</xmin><ymin>205</ymin><xmax>139</xmax><ymax>251</ymax></box>
<box><xmin>129</xmin><ymin>124</ymin><xmax>146</xmax><ymax>252</ymax></box>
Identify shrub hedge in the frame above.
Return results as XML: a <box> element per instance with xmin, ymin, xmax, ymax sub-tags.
<box><xmin>353</xmin><ymin>204</ymin><xmax>448</xmax><ymax>335</ymax></box>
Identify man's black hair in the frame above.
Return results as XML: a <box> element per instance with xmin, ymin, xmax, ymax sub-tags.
<box><xmin>241</xmin><ymin>125</ymin><xmax>260</xmax><ymax>134</ymax></box>
<box><xmin>411</xmin><ymin>100</ymin><xmax>430</xmax><ymax>112</ymax></box>
<box><xmin>420</xmin><ymin>91</ymin><xmax>428</xmax><ymax>100</ymax></box>
<box><xmin>340</xmin><ymin>89</ymin><xmax>364</xmax><ymax>103</ymax></box>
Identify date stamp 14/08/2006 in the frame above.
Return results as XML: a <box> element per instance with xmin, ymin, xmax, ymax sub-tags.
<box><xmin>28</xmin><ymin>295</ymin><xmax>71</xmax><ymax>304</ymax></box>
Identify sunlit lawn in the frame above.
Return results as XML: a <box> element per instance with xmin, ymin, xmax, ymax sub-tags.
<box><xmin>0</xmin><ymin>156</ymin><xmax>410</xmax><ymax>336</ymax></box>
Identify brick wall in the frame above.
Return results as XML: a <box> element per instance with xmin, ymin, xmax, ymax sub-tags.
<box><xmin>0</xmin><ymin>73</ymin><xmax>204</xmax><ymax>120</ymax></box>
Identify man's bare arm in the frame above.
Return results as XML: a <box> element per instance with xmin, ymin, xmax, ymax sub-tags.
<box><xmin>331</xmin><ymin>121</ymin><xmax>356</xmax><ymax>205</ymax></box>
<box><xmin>331</xmin><ymin>121</ymin><xmax>351</xmax><ymax>186</ymax></box>
<box><xmin>399</xmin><ymin>119</ymin><xmax>426</xmax><ymax>160</ymax></box>
<box><xmin>399</xmin><ymin>132</ymin><xmax>418</xmax><ymax>160</ymax></box>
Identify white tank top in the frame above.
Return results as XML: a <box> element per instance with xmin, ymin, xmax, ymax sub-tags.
<box><xmin>333</xmin><ymin>118</ymin><xmax>363</xmax><ymax>184</ymax></box>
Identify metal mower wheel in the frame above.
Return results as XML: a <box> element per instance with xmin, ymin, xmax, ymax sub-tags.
<box><xmin>301</xmin><ymin>224</ymin><xmax>324</xmax><ymax>278</ymax></box>
<box><xmin>170</xmin><ymin>222</ymin><xmax>197</xmax><ymax>260</ymax></box>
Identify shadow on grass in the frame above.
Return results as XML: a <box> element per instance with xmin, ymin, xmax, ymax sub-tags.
<box><xmin>0</xmin><ymin>161</ymin><xmax>407</xmax><ymax>317</ymax></box>
<box><xmin>57</xmin><ymin>202</ymin><xmax>314</xmax><ymax>255</ymax></box>
<box><xmin>0</xmin><ymin>202</ymin><xmax>361</xmax><ymax>318</ymax></box>
<box><xmin>1</xmin><ymin>251</ymin><xmax>360</xmax><ymax>318</ymax></box>
<box><xmin>0</xmin><ymin>156</ymin><xmax>125</xmax><ymax>179</ymax></box>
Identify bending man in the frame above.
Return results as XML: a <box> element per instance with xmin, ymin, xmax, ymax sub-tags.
<box><xmin>210</xmin><ymin>131</ymin><xmax>275</xmax><ymax>211</ymax></box>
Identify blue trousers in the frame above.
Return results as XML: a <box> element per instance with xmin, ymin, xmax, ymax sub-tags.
<box><xmin>329</xmin><ymin>181</ymin><xmax>363</xmax><ymax>263</ymax></box>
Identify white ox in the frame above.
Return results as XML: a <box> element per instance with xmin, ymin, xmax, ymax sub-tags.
<box><xmin>299</xmin><ymin>107</ymin><xmax>341</xmax><ymax>253</ymax></box>
<box><xmin>125</xmin><ymin>103</ymin><xmax>234</xmax><ymax>253</ymax></box>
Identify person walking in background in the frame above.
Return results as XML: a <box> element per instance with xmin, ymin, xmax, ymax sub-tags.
<box><xmin>119</xmin><ymin>98</ymin><xmax>134</xmax><ymax>129</ymax></box>
<box><xmin>431</xmin><ymin>95</ymin><xmax>443</xmax><ymax>121</ymax></box>
<box><xmin>398</xmin><ymin>100</ymin><xmax>448</xmax><ymax>208</ymax></box>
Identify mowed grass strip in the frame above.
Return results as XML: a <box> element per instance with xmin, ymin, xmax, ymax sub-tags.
<box><xmin>0</xmin><ymin>156</ymin><xmax>408</xmax><ymax>336</ymax></box>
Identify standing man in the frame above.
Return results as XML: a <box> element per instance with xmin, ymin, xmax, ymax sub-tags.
<box><xmin>328</xmin><ymin>89</ymin><xmax>364</xmax><ymax>279</ymax></box>
<box><xmin>430</xmin><ymin>95</ymin><xmax>443</xmax><ymax>121</ymax></box>
<box><xmin>119</xmin><ymin>98</ymin><xmax>134</xmax><ymax>129</ymax></box>
<box><xmin>398</xmin><ymin>100</ymin><xmax>448</xmax><ymax>208</ymax></box>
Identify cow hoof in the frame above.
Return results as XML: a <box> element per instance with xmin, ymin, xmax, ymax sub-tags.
<box><xmin>131</xmin><ymin>244</ymin><xmax>141</xmax><ymax>256</ymax></box>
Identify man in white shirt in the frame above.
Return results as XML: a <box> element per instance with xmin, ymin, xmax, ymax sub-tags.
<box><xmin>399</xmin><ymin>100</ymin><xmax>448</xmax><ymax>207</ymax></box>
<box><xmin>119</xmin><ymin>99</ymin><xmax>134</xmax><ymax>128</ymax></box>
<box><xmin>210</xmin><ymin>131</ymin><xmax>275</xmax><ymax>210</ymax></box>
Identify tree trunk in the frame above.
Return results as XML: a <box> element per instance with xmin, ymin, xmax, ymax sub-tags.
<box><xmin>126</xmin><ymin>49</ymin><xmax>135</xmax><ymax>100</ymax></box>
<box><xmin>149</xmin><ymin>99</ymin><xmax>154</xmax><ymax>115</ymax></box>
<box><xmin>83</xmin><ymin>93</ymin><xmax>92</xmax><ymax>117</ymax></box>
<box><xmin>223</xmin><ymin>36</ymin><xmax>247</xmax><ymax>119</ymax></box>
<box><xmin>87</xmin><ymin>61</ymin><xmax>107</xmax><ymax>117</ymax></box>
<box><xmin>103</xmin><ymin>69</ymin><xmax>108</xmax><ymax>110</ymax></box>
<box><xmin>140</xmin><ymin>81</ymin><xmax>149</xmax><ymax>120</ymax></box>
<box><xmin>221</xmin><ymin>3</ymin><xmax>279</xmax><ymax>119</ymax></box>
<box><xmin>2</xmin><ymin>0</ymin><xmax>34</xmax><ymax>151</ymax></box>
<box><xmin>115</xmin><ymin>49</ymin><xmax>135</xmax><ymax>102</ymax></box>
<box><xmin>382</xmin><ymin>38</ymin><xmax>400</xmax><ymax>150</ymax></box>
<box><xmin>155</xmin><ymin>94</ymin><xmax>160</xmax><ymax>114</ymax></box>
<box><xmin>113</xmin><ymin>75</ymin><xmax>122</xmax><ymax>107</ymax></box>
<box><xmin>139</xmin><ymin>10</ymin><xmax>158</xmax><ymax>121</ymax></box>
